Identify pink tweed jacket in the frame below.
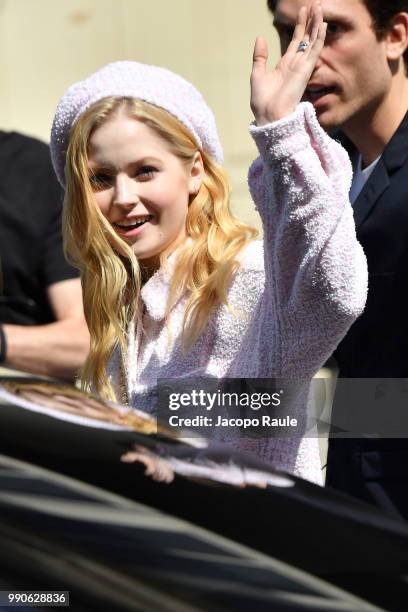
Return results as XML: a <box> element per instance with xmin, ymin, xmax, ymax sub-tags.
<box><xmin>108</xmin><ymin>102</ymin><xmax>368</xmax><ymax>484</ymax></box>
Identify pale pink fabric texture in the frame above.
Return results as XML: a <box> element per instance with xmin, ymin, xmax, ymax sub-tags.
<box><xmin>108</xmin><ymin>102</ymin><xmax>368</xmax><ymax>485</ymax></box>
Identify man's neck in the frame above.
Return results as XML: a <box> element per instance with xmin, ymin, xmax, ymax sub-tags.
<box><xmin>342</xmin><ymin>74</ymin><xmax>408</xmax><ymax>167</ymax></box>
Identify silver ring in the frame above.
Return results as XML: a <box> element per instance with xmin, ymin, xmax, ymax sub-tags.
<box><xmin>297</xmin><ymin>40</ymin><xmax>310</xmax><ymax>53</ymax></box>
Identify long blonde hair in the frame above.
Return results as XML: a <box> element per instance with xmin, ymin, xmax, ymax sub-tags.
<box><xmin>64</xmin><ymin>97</ymin><xmax>258</xmax><ymax>401</ymax></box>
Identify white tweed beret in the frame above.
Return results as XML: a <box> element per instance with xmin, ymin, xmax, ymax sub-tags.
<box><xmin>50</xmin><ymin>60</ymin><xmax>224</xmax><ymax>187</ymax></box>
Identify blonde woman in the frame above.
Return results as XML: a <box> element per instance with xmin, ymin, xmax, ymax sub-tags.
<box><xmin>50</xmin><ymin>4</ymin><xmax>367</xmax><ymax>484</ymax></box>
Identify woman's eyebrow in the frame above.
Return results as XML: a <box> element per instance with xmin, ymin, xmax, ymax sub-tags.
<box><xmin>87</xmin><ymin>162</ymin><xmax>114</xmax><ymax>172</ymax></box>
<box><xmin>88</xmin><ymin>157</ymin><xmax>163</xmax><ymax>171</ymax></box>
<box><xmin>134</xmin><ymin>156</ymin><xmax>163</xmax><ymax>165</ymax></box>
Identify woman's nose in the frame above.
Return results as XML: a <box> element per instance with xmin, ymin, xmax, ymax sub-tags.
<box><xmin>113</xmin><ymin>174</ymin><xmax>138</xmax><ymax>207</ymax></box>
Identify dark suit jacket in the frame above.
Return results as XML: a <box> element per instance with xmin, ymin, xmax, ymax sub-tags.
<box><xmin>326</xmin><ymin>111</ymin><xmax>408</xmax><ymax>519</ymax></box>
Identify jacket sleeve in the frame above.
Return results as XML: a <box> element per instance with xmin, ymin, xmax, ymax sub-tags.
<box><xmin>248</xmin><ymin>102</ymin><xmax>367</xmax><ymax>377</ymax></box>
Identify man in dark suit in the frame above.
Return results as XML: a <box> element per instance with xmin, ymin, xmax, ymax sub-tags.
<box><xmin>268</xmin><ymin>0</ymin><xmax>408</xmax><ymax>518</ymax></box>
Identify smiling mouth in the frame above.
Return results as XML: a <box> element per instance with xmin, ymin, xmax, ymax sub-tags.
<box><xmin>113</xmin><ymin>216</ymin><xmax>153</xmax><ymax>230</ymax></box>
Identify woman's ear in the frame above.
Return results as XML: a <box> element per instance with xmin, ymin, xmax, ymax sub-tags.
<box><xmin>385</xmin><ymin>12</ymin><xmax>408</xmax><ymax>63</ymax></box>
<box><xmin>188</xmin><ymin>151</ymin><xmax>204</xmax><ymax>195</ymax></box>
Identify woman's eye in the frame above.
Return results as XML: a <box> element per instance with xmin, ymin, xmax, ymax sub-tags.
<box><xmin>89</xmin><ymin>173</ymin><xmax>113</xmax><ymax>190</ymax></box>
<box><xmin>137</xmin><ymin>166</ymin><xmax>157</xmax><ymax>180</ymax></box>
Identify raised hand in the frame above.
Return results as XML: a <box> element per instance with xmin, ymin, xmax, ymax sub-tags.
<box><xmin>250</xmin><ymin>2</ymin><xmax>327</xmax><ymax>125</ymax></box>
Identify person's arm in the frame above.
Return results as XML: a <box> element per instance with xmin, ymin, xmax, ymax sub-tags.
<box><xmin>248</xmin><ymin>3</ymin><xmax>367</xmax><ymax>377</ymax></box>
<box><xmin>2</xmin><ymin>278</ymin><xmax>89</xmax><ymax>381</ymax></box>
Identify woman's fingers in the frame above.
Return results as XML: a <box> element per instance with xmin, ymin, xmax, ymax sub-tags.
<box><xmin>251</xmin><ymin>36</ymin><xmax>269</xmax><ymax>80</ymax></box>
<box><xmin>309</xmin><ymin>3</ymin><xmax>323</xmax><ymax>46</ymax></box>
<box><xmin>293</xmin><ymin>3</ymin><xmax>325</xmax><ymax>60</ymax></box>
<box><xmin>305</xmin><ymin>4</ymin><xmax>326</xmax><ymax>63</ymax></box>
<box><xmin>250</xmin><ymin>1</ymin><xmax>327</xmax><ymax>123</ymax></box>
<box><xmin>286</xmin><ymin>5</ymin><xmax>308</xmax><ymax>54</ymax></box>
<box><xmin>307</xmin><ymin>20</ymin><xmax>327</xmax><ymax>64</ymax></box>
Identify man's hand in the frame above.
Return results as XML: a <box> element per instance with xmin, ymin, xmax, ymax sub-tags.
<box><xmin>2</xmin><ymin>278</ymin><xmax>89</xmax><ymax>381</ymax></box>
<box><xmin>250</xmin><ymin>2</ymin><xmax>327</xmax><ymax>125</ymax></box>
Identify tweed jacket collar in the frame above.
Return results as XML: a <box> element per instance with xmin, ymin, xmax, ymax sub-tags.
<box><xmin>140</xmin><ymin>240</ymin><xmax>192</xmax><ymax>320</ymax></box>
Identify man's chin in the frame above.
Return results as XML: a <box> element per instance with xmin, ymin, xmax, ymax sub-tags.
<box><xmin>301</xmin><ymin>98</ymin><xmax>337</xmax><ymax>132</ymax></box>
<box><xmin>313</xmin><ymin>107</ymin><xmax>341</xmax><ymax>134</ymax></box>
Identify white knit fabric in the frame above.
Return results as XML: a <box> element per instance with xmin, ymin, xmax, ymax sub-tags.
<box><xmin>107</xmin><ymin>102</ymin><xmax>368</xmax><ymax>485</ymax></box>
<box><xmin>50</xmin><ymin>61</ymin><xmax>223</xmax><ymax>187</ymax></box>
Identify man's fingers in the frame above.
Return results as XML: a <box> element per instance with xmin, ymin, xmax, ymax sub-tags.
<box><xmin>252</xmin><ymin>36</ymin><xmax>269</xmax><ymax>77</ymax></box>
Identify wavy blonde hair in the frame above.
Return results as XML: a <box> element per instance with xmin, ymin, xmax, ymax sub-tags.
<box><xmin>64</xmin><ymin>97</ymin><xmax>258</xmax><ymax>401</ymax></box>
